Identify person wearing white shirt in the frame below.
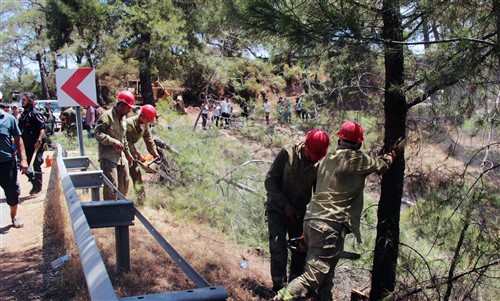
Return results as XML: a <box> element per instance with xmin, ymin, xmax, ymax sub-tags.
<box><xmin>220</xmin><ymin>98</ymin><xmax>230</xmax><ymax>126</ymax></box>
<box><xmin>213</xmin><ymin>101</ymin><xmax>221</xmax><ymax>127</ymax></box>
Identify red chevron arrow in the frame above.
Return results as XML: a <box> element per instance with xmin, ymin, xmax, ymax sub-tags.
<box><xmin>60</xmin><ymin>68</ymin><xmax>95</xmax><ymax>106</ymax></box>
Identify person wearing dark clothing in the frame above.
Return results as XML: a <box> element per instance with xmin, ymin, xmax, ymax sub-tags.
<box><xmin>19</xmin><ymin>92</ymin><xmax>46</xmax><ymax>195</ymax></box>
<box><xmin>42</xmin><ymin>102</ymin><xmax>55</xmax><ymax>136</ymax></box>
<box><xmin>0</xmin><ymin>109</ymin><xmax>28</xmax><ymax>228</ymax></box>
<box><xmin>240</xmin><ymin>100</ymin><xmax>249</xmax><ymax>119</ymax></box>
<box><xmin>265</xmin><ymin>129</ymin><xmax>330</xmax><ymax>292</ymax></box>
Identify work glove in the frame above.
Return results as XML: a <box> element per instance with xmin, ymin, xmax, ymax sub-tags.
<box><xmin>389</xmin><ymin>137</ymin><xmax>405</xmax><ymax>157</ymax></box>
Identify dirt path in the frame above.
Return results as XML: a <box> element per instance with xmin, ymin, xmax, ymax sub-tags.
<box><xmin>0</xmin><ymin>153</ymin><xmax>53</xmax><ymax>301</ymax></box>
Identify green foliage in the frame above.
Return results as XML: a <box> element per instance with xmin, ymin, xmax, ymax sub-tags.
<box><xmin>398</xmin><ymin>175</ymin><xmax>500</xmax><ymax>300</ymax></box>
<box><xmin>1</xmin><ymin>73</ymin><xmax>42</xmax><ymax>100</ymax></box>
<box><xmin>146</xmin><ymin>108</ymin><xmax>272</xmax><ymax>248</ymax></box>
<box><xmin>45</xmin><ymin>0</ymin><xmax>74</xmax><ymax>50</ymax></box>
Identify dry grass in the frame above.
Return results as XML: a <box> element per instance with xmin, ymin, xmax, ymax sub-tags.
<box><xmin>92</xmin><ymin>206</ymin><xmax>274</xmax><ymax>300</ymax></box>
<box><xmin>42</xmin><ymin>153</ymin><xmax>274</xmax><ymax>300</ymax></box>
<box><xmin>42</xmin><ymin>151</ymin><xmax>88</xmax><ymax>300</ymax></box>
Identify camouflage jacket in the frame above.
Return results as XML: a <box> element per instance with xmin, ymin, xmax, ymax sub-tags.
<box><xmin>264</xmin><ymin>142</ymin><xmax>318</xmax><ymax>218</ymax></box>
<box><xmin>305</xmin><ymin>145</ymin><xmax>393</xmax><ymax>242</ymax></box>
<box><xmin>94</xmin><ymin>107</ymin><xmax>130</xmax><ymax>165</ymax></box>
<box><xmin>125</xmin><ymin>114</ymin><xmax>156</xmax><ymax>159</ymax></box>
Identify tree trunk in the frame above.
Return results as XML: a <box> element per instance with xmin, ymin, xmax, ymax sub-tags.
<box><xmin>51</xmin><ymin>51</ymin><xmax>59</xmax><ymax>72</ymax></box>
<box><xmin>138</xmin><ymin>29</ymin><xmax>154</xmax><ymax>106</ymax></box>
<box><xmin>85</xmin><ymin>49</ymin><xmax>94</xmax><ymax>68</ymax></box>
<box><xmin>370</xmin><ymin>0</ymin><xmax>406</xmax><ymax>299</ymax></box>
<box><xmin>481</xmin><ymin>0</ymin><xmax>500</xmax><ymax>171</ymax></box>
<box><xmin>140</xmin><ymin>68</ymin><xmax>154</xmax><ymax>106</ymax></box>
<box><xmin>36</xmin><ymin>52</ymin><xmax>50</xmax><ymax>100</ymax></box>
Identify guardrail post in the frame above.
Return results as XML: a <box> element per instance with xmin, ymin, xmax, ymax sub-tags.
<box><xmin>91</xmin><ymin>188</ymin><xmax>100</xmax><ymax>201</ymax></box>
<box><xmin>116</xmin><ymin>226</ymin><xmax>131</xmax><ymax>273</ymax></box>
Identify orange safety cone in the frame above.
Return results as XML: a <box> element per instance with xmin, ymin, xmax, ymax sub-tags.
<box><xmin>45</xmin><ymin>155</ymin><xmax>53</xmax><ymax>167</ymax></box>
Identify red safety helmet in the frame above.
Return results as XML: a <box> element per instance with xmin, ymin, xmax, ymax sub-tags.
<box><xmin>141</xmin><ymin>104</ymin><xmax>156</xmax><ymax>123</ymax></box>
<box><xmin>116</xmin><ymin>90</ymin><xmax>135</xmax><ymax>108</ymax></box>
<box><xmin>337</xmin><ymin>121</ymin><xmax>364</xmax><ymax>143</ymax></box>
<box><xmin>305</xmin><ymin>129</ymin><xmax>330</xmax><ymax>161</ymax></box>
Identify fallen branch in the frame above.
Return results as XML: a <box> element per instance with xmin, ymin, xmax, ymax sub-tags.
<box><xmin>396</xmin><ymin>258</ymin><xmax>500</xmax><ymax>300</ymax></box>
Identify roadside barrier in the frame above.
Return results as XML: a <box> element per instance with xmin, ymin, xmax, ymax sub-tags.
<box><xmin>55</xmin><ymin>145</ymin><xmax>227</xmax><ymax>300</ymax></box>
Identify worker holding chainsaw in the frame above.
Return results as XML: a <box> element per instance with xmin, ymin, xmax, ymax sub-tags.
<box><xmin>95</xmin><ymin>90</ymin><xmax>135</xmax><ymax>200</ymax></box>
<box><xmin>125</xmin><ymin>104</ymin><xmax>159</xmax><ymax>204</ymax></box>
<box><xmin>18</xmin><ymin>92</ymin><xmax>46</xmax><ymax>196</ymax></box>
<box><xmin>265</xmin><ymin>129</ymin><xmax>330</xmax><ymax>292</ymax></box>
<box><xmin>274</xmin><ymin>121</ymin><xmax>404</xmax><ymax>301</ymax></box>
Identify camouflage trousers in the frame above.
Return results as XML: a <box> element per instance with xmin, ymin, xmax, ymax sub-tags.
<box><xmin>129</xmin><ymin>160</ymin><xmax>146</xmax><ymax>203</ymax></box>
<box><xmin>275</xmin><ymin>220</ymin><xmax>346</xmax><ymax>301</ymax></box>
<box><xmin>267</xmin><ymin>208</ymin><xmax>307</xmax><ymax>292</ymax></box>
<box><xmin>100</xmin><ymin>158</ymin><xmax>129</xmax><ymax>200</ymax></box>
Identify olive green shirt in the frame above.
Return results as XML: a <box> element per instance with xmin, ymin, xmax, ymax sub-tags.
<box><xmin>305</xmin><ymin>145</ymin><xmax>393</xmax><ymax>242</ymax></box>
<box><xmin>125</xmin><ymin>115</ymin><xmax>156</xmax><ymax>159</ymax></box>
<box><xmin>61</xmin><ymin>107</ymin><xmax>76</xmax><ymax>123</ymax></box>
<box><xmin>94</xmin><ymin>107</ymin><xmax>130</xmax><ymax>165</ymax></box>
<box><xmin>265</xmin><ymin>142</ymin><xmax>318</xmax><ymax>217</ymax></box>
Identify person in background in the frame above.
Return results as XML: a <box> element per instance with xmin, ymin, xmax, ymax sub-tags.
<box><xmin>295</xmin><ymin>96</ymin><xmax>303</xmax><ymax>119</ymax></box>
<box><xmin>173</xmin><ymin>95</ymin><xmax>187</xmax><ymax>115</ymax></box>
<box><xmin>284</xmin><ymin>99</ymin><xmax>292</xmax><ymax>124</ymax></box>
<box><xmin>277</xmin><ymin>97</ymin><xmax>285</xmax><ymax>124</ymax></box>
<box><xmin>125</xmin><ymin>104</ymin><xmax>160</xmax><ymax>204</ymax></box>
<box><xmin>265</xmin><ymin>129</ymin><xmax>330</xmax><ymax>292</ymax></box>
<box><xmin>10</xmin><ymin>103</ymin><xmax>21</xmax><ymax>120</ymax></box>
<box><xmin>249</xmin><ymin>99</ymin><xmax>256</xmax><ymax>117</ymax></box>
<box><xmin>240</xmin><ymin>99</ymin><xmax>249</xmax><ymax>119</ymax></box>
<box><xmin>94</xmin><ymin>90</ymin><xmax>135</xmax><ymax>200</ymax></box>
<box><xmin>61</xmin><ymin>106</ymin><xmax>77</xmax><ymax>136</ymax></box>
<box><xmin>274</xmin><ymin>121</ymin><xmax>403</xmax><ymax>301</ymax></box>
<box><xmin>0</xmin><ymin>108</ymin><xmax>28</xmax><ymax>228</ymax></box>
<box><xmin>201</xmin><ymin>102</ymin><xmax>210</xmax><ymax>130</ymax></box>
<box><xmin>220</xmin><ymin>98</ymin><xmax>230</xmax><ymax>127</ymax></box>
<box><xmin>212</xmin><ymin>101</ymin><xmax>221</xmax><ymax>127</ymax></box>
<box><xmin>42</xmin><ymin>102</ymin><xmax>55</xmax><ymax>136</ymax></box>
<box><xmin>1</xmin><ymin>103</ymin><xmax>11</xmax><ymax>114</ymax></box>
<box><xmin>84</xmin><ymin>105</ymin><xmax>96</xmax><ymax>138</ymax></box>
<box><xmin>95</xmin><ymin>105</ymin><xmax>103</xmax><ymax>121</ymax></box>
<box><xmin>300</xmin><ymin>96</ymin><xmax>309</xmax><ymax>120</ymax></box>
<box><xmin>264</xmin><ymin>98</ymin><xmax>271</xmax><ymax>125</ymax></box>
<box><xmin>18</xmin><ymin>92</ymin><xmax>46</xmax><ymax>196</ymax></box>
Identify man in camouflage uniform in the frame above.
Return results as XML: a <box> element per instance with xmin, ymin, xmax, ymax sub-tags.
<box><xmin>125</xmin><ymin>105</ymin><xmax>159</xmax><ymax>204</ymax></box>
<box><xmin>94</xmin><ymin>90</ymin><xmax>135</xmax><ymax>200</ymax></box>
<box><xmin>274</xmin><ymin>121</ymin><xmax>402</xmax><ymax>301</ymax></box>
<box><xmin>42</xmin><ymin>102</ymin><xmax>55</xmax><ymax>136</ymax></box>
<box><xmin>61</xmin><ymin>106</ymin><xmax>77</xmax><ymax>136</ymax></box>
<box><xmin>265</xmin><ymin>129</ymin><xmax>330</xmax><ymax>292</ymax></box>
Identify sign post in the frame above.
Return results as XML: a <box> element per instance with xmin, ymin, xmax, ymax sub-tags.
<box><xmin>56</xmin><ymin>68</ymin><xmax>97</xmax><ymax>156</ymax></box>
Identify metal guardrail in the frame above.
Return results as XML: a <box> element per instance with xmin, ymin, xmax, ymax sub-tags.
<box><xmin>56</xmin><ymin>145</ymin><xmax>227</xmax><ymax>300</ymax></box>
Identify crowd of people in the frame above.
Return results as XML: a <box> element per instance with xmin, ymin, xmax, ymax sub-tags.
<box><xmin>192</xmin><ymin>94</ymin><xmax>314</xmax><ymax>130</ymax></box>
<box><xmin>1</xmin><ymin>89</ymin><xmax>404</xmax><ymax>300</ymax></box>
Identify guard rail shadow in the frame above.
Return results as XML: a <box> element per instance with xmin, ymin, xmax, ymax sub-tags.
<box><xmin>55</xmin><ymin>145</ymin><xmax>227</xmax><ymax>301</ymax></box>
